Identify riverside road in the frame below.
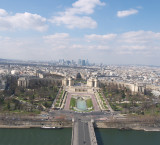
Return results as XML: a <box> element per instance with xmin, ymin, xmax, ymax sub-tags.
<box><xmin>49</xmin><ymin>110</ymin><xmax>122</xmax><ymax>121</ymax></box>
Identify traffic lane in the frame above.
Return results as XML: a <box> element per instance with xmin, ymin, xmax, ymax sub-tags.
<box><xmin>78</xmin><ymin>121</ymin><xmax>91</xmax><ymax>145</ymax></box>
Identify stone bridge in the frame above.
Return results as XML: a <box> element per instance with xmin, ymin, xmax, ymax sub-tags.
<box><xmin>71</xmin><ymin>119</ymin><xmax>98</xmax><ymax>145</ymax></box>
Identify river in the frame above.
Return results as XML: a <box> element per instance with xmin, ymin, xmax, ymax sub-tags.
<box><xmin>0</xmin><ymin>128</ymin><xmax>160</xmax><ymax>145</ymax></box>
<box><xmin>95</xmin><ymin>128</ymin><xmax>160</xmax><ymax>145</ymax></box>
<box><xmin>0</xmin><ymin>128</ymin><xmax>72</xmax><ymax>145</ymax></box>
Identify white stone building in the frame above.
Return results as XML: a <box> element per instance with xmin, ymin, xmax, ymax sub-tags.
<box><xmin>87</xmin><ymin>77</ymin><xmax>99</xmax><ymax>88</ymax></box>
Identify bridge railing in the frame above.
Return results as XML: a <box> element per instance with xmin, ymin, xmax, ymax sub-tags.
<box><xmin>71</xmin><ymin>121</ymin><xmax>75</xmax><ymax>145</ymax></box>
<box><xmin>88</xmin><ymin>122</ymin><xmax>98</xmax><ymax>145</ymax></box>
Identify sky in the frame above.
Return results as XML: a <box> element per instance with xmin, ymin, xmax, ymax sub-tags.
<box><xmin>0</xmin><ymin>0</ymin><xmax>160</xmax><ymax>65</ymax></box>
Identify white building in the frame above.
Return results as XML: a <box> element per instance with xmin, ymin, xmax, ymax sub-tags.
<box><xmin>17</xmin><ymin>77</ymin><xmax>29</xmax><ymax>88</ymax></box>
<box><xmin>62</xmin><ymin>77</ymin><xmax>74</xmax><ymax>86</ymax></box>
<box><xmin>87</xmin><ymin>77</ymin><xmax>99</xmax><ymax>88</ymax></box>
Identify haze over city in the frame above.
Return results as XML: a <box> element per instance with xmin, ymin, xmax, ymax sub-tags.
<box><xmin>0</xmin><ymin>0</ymin><xmax>160</xmax><ymax>65</ymax></box>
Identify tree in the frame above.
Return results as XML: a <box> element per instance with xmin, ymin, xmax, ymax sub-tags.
<box><xmin>29</xmin><ymin>95</ymin><xmax>35</xmax><ymax>100</ymax></box>
<box><xmin>0</xmin><ymin>96</ymin><xmax>4</xmax><ymax>104</ymax></box>
<box><xmin>7</xmin><ymin>102</ymin><xmax>10</xmax><ymax>110</ymax></box>
<box><xmin>121</xmin><ymin>90</ymin><xmax>126</xmax><ymax>99</ymax></box>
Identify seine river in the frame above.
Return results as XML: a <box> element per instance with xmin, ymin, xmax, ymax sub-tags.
<box><xmin>95</xmin><ymin>128</ymin><xmax>160</xmax><ymax>145</ymax></box>
<box><xmin>0</xmin><ymin>128</ymin><xmax>160</xmax><ymax>145</ymax></box>
<box><xmin>0</xmin><ymin>128</ymin><xmax>72</xmax><ymax>145</ymax></box>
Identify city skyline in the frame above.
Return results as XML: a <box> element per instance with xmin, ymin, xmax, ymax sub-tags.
<box><xmin>0</xmin><ymin>0</ymin><xmax>160</xmax><ymax>65</ymax></box>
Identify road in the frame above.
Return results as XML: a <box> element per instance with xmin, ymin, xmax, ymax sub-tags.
<box><xmin>49</xmin><ymin>110</ymin><xmax>120</xmax><ymax>120</ymax></box>
<box><xmin>78</xmin><ymin>121</ymin><xmax>91</xmax><ymax>145</ymax></box>
<box><xmin>72</xmin><ymin>119</ymin><xmax>92</xmax><ymax>145</ymax></box>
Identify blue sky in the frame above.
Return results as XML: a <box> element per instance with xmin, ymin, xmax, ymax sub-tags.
<box><xmin>0</xmin><ymin>0</ymin><xmax>160</xmax><ymax>65</ymax></box>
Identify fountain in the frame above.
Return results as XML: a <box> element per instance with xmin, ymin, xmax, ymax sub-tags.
<box><xmin>76</xmin><ymin>98</ymin><xmax>87</xmax><ymax>111</ymax></box>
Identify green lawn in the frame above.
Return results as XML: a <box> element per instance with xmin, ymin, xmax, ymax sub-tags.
<box><xmin>59</xmin><ymin>90</ymin><xmax>64</xmax><ymax>98</ymax></box>
<box><xmin>86</xmin><ymin>99</ymin><xmax>93</xmax><ymax>108</ymax></box>
<box><xmin>70</xmin><ymin>98</ymin><xmax>76</xmax><ymax>108</ymax></box>
<box><xmin>55</xmin><ymin>90</ymin><xmax>64</xmax><ymax>107</ymax></box>
<box><xmin>98</xmin><ymin>92</ymin><xmax>108</xmax><ymax>109</ymax></box>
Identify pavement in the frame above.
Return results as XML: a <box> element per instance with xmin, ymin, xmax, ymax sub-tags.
<box><xmin>64</xmin><ymin>93</ymin><xmax>72</xmax><ymax>110</ymax></box>
<box><xmin>73</xmin><ymin>120</ymin><xmax>91</xmax><ymax>145</ymax></box>
<box><xmin>79</xmin><ymin>121</ymin><xmax>91</xmax><ymax>145</ymax></box>
<box><xmin>90</xmin><ymin>94</ymin><xmax>100</xmax><ymax>111</ymax></box>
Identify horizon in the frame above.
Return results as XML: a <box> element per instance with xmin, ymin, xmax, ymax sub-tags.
<box><xmin>1</xmin><ymin>57</ymin><xmax>160</xmax><ymax>67</ymax></box>
<box><xmin>0</xmin><ymin>0</ymin><xmax>160</xmax><ymax>65</ymax></box>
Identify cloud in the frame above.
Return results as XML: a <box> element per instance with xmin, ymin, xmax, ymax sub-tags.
<box><xmin>1</xmin><ymin>31</ymin><xmax>160</xmax><ymax>64</ymax></box>
<box><xmin>43</xmin><ymin>33</ymin><xmax>69</xmax><ymax>40</ymax></box>
<box><xmin>120</xmin><ymin>31</ymin><xmax>160</xmax><ymax>43</ymax></box>
<box><xmin>85</xmin><ymin>34</ymin><xmax>117</xmax><ymax>41</ymax></box>
<box><xmin>43</xmin><ymin>33</ymin><xmax>71</xmax><ymax>49</ymax></box>
<box><xmin>51</xmin><ymin>15</ymin><xmax>97</xmax><ymax>29</ymax></box>
<box><xmin>42</xmin><ymin>31</ymin><xmax>160</xmax><ymax>54</ymax></box>
<box><xmin>71</xmin><ymin>0</ymin><xmax>105</xmax><ymax>15</ymax></box>
<box><xmin>117</xmin><ymin>9</ymin><xmax>138</xmax><ymax>18</ymax></box>
<box><xmin>85</xmin><ymin>31</ymin><xmax>160</xmax><ymax>53</ymax></box>
<box><xmin>0</xmin><ymin>9</ymin><xmax>8</xmax><ymax>16</ymax></box>
<box><xmin>0</xmin><ymin>9</ymin><xmax>48</xmax><ymax>31</ymax></box>
<box><xmin>50</xmin><ymin>0</ymin><xmax>105</xmax><ymax>29</ymax></box>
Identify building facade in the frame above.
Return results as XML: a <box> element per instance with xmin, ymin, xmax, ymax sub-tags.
<box><xmin>62</xmin><ymin>77</ymin><xmax>74</xmax><ymax>86</ymax></box>
<box><xmin>87</xmin><ymin>77</ymin><xmax>99</xmax><ymax>88</ymax></box>
<box><xmin>17</xmin><ymin>77</ymin><xmax>29</xmax><ymax>88</ymax></box>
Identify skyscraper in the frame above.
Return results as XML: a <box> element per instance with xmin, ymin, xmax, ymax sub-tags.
<box><xmin>82</xmin><ymin>60</ymin><xmax>86</xmax><ymax>66</ymax></box>
<box><xmin>78</xmin><ymin>59</ymin><xmax>81</xmax><ymax>65</ymax></box>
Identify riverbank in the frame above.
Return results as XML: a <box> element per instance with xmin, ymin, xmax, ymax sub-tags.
<box><xmin>0</xmin><ymin>120</ymin><xmax>160</xmax><ymax>132</ymax></box>
<box><xmin>0</xmin><ymin>119</ymin><xmax>72</xmax><ymax>128</ymax></box>
<box><xmin>95</xmin><ymin>120</ymin><xmax>160</xmax><ymax>132</ymax></box>
<box><xmin>0</xmin><ymin>113</ymin><xmax>160</xmax><ymax>132</ymax></box>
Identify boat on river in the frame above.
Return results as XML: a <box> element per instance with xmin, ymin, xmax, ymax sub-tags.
<box><xmin>41</xmin><ymin>126</ymin><xmax>63</xmax><ymax>129</ymax></box>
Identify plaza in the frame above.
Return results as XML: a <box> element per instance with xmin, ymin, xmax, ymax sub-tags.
<box><xmin>53</xmin><ymin>77</ymin><xmax>110</xmax><ymax>113</ymax></box>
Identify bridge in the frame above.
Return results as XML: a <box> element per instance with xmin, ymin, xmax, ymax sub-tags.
<box><xmin>71</xmin><ymin>119</ymin><xmax>98</xmax><ymax>145</ymax></box>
